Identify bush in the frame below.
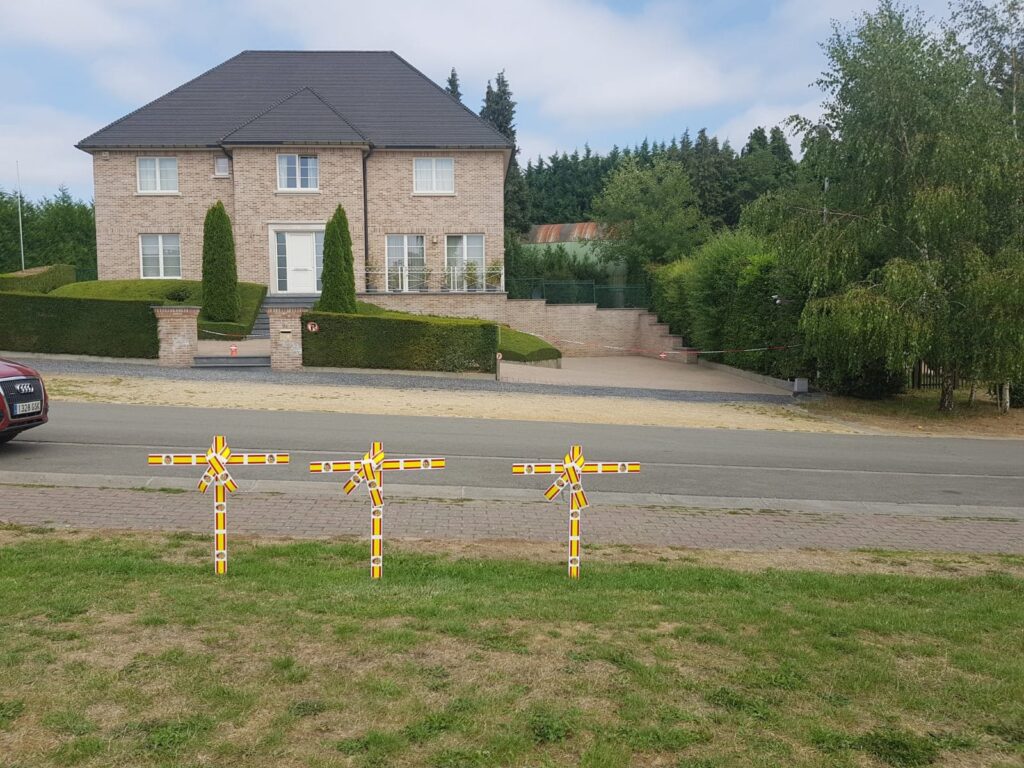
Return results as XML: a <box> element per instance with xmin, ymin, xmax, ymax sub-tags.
<box><xmin>315</xmin><ymin>205</ymin><xmax>356</xmax><ymax>313</ymax></box>
<box><xmin>303</xmin><ymin>311</ymin><xmax>498</xmax><ymax>373</ymax></box>
<box><xmin>49</xmin><ymin>279</ymin><xmax>266</xmax><ymax>340</ymax></box>
<box><xmin>0</xmin><ymin>292</ymin><xmax>158</xmax><ymax>358</ymax></box>
<box><xmin>498</xmin><ymin>326</ymin><xmax>561</xmax><ymax>363</ymax></box>
<box><xmin>0</xmin><ymin>264</ymin><xmax>76</xmax><ymax>294</ymax></box>
<box><xmin>651</xmin><ymin>259</ymin><xmax>695</xmax><ymax>338</ymax></box>
<box><xmin>201</xmin><ymin>201</ymin><xmax>239</xmax><ymax>322</ymax></box>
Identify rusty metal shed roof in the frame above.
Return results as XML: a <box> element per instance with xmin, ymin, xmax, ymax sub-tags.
<box><xmin>526</xmin><ymin>222</ymin><xmax>604</xmax><ymax>244</ymax></box>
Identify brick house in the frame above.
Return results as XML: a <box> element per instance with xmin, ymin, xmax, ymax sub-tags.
<box><xmin>77</xmin><ymin>51</ymin><xmax>511</xmax><ymax>297</ymax></box>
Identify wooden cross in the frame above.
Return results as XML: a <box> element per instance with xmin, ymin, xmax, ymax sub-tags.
<box><xmin>310</xmin><ymin>440</ymin><xmax>446</xmax><ymax>579</ymax></box>
<box><xmin>513</xmin><ymin>444</ymin><xmax>640</xmax><ymax>578</ymax></box>
<box><xmin>147</xmin><ymin>435</ymin><xmax>289</xmax><ymax>574</ymax></box>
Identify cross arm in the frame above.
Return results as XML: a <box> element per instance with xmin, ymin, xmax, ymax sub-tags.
<box><xmin>581</xmin><ymin>462</ymin><xmax>641</xmax><ymax>474</ymax></box>
<box><xmin>512</xmin><ymin>463</ymin><xmax>565</xmax><ymax>475</ymax></box>
<box><xmin>148</xmin><ymin>454</ymin><xmax>204</xmax><ymax>466</ymax></box>
<box><xmin>380</xmin><ymin>458</ymin><xmax>446</xmax><ymax>471</ymax></box>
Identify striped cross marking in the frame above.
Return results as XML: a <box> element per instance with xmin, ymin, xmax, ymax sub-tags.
<box><xmin>512</xmin><ymin>444</ymin><xmax>640</xmax><ymax>579</ymax></box>
<box><xmin>309</xmin><ymin>441</ymin><xmax>446</xmax><ymax>579</ymax></box>
<box><xmin>147</xmin><ymin>435</ymin><xmax>290</xmax><ymax>574</ymax></box>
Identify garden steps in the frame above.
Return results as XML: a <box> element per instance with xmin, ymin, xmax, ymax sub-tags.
<box><xmin>248</xmin><ymin>295</ymin><xmax>319</xmax><ymax>340</ymax></box>
<box><xmin>192</xmin><ymin>355</ymin><xmax>271</xmax><ymax>368</ymax></box>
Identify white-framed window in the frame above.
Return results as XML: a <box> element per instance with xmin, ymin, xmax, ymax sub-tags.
<box><xmin>213</xmin><ymin>156</ymin><xmax>231</xmax><ymax>177</ymax></box>
<box><xmin>140</xmin><ymin>234</ymin><xmax>181</xmax><ymax>278</ymax></box>
<box><xmin>277</xmin><ymin>154</ymin><xmax>319</xmax><ymax>190</ymax></box>
<box><xmin>137</xmin><ymin>157</ymin><xmax>178</xmax><ymax>193</ymax></box>
<box><xmin>413</xmin><ymin>158</ymin><xmax>454</xmax><ymax>194</ymax></box>
<box><xmin>446</xmin><ymin>234</ymin><xmax>484</xmax><ymax>289</ymax></box>
<box><xmin>315</xmin><ymin>231</ymin><xmax>325</xmax><ymax>292</ymax></box>
<box><xmin>386</xmin><ymin>234</ymin><xmax>426</xmax><ymax>291</ymax></box>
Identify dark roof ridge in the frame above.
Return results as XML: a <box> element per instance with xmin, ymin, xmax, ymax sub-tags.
<box><xmin>77</xmin><ymin>51</ymin><xmax>249</xmax><ymax>149</ymax></box>
<box><xmin>218</xmin><ymin>85</ymin><xmax>312</xmax><ymax>143</ymax></box>
<box><xmin>305</xmin><ymin>86</ymin><xmax>369</xmax><ymax>143</ymax></box>
<box><xmin>387</xmin><ymin>51</ymin><xmax>513</xmax><ymax>149</ymax></box>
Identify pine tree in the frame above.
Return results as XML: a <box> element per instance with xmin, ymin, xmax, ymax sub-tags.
<box><xmin>200</xmin><ymin>201</ymin><xmax>239</xmax><ymax>322</ymax></box>
<box><xmin>445</xmin><ymin>67</ymin><xmax>462</xmax><ymax>103</ymax></box>
<box><xmin>742</xmin><ymin>126</ymin><xmax>769</xmax><ymax>156</ymax></box>
<box><xmin>480</xmin><ymin>71</ymin><xmax>529</xmax><ymax>232</ymax></box>
<box><xmin>315</xmin><ymin>205</ymin><xmax>356</xmax><ymax>314</ymax></box>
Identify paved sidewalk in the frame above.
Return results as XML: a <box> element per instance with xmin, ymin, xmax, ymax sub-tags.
<box><xmin>2</xmin><ymin>486</ymin><xmax>1020</xmax><ymax>554</ymax></box>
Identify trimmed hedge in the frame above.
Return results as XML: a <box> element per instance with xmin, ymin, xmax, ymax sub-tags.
<box><xmin>0</xmin><ymin>264</ymin><xmax>77</xmax><ymax>294</ymax></box>
<box><xmin>0</xmin><ymin>292</ymin><xmax>158</xmax><ymax>358</ymax></box>
<box><xmin>50</xmin><ymin>279</ymin><xmax>266</xmax><ymax>339</ymax></box>
<box><xmin>302</xmin><ymin>310</ymin><xmax>498</xmax><ymax>373</ymax></box>
<box><xmin>498</xmin><ymin>326</ymin><xmax>562</xmax><ymax>363</ymax></box>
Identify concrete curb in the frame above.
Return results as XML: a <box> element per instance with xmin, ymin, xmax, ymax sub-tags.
<box><xmin>0</xmin><ymin>350</ymin><xmax>158</xmax><ymax>366</ymax></box>
<box><xmin>2</xmin><ymin>470</ymin><xmax>1021</xmax><ymax>520</ymax></box>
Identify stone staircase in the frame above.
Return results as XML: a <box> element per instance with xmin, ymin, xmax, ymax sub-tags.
<box><xmin>248</xmin><ymin>294</ymin><xmax>319</xmax><ymax>340</ymax></box>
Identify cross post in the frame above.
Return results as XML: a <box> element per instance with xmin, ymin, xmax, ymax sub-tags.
<box><xmin>310</xmin><ymin>440</ymin><xmax>445</xmax><ymax>579</ymax></box>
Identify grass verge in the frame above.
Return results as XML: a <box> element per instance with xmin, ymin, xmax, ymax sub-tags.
<box><xmin>803</xmin><ymin>388</ymin><xmax>1024</xmax><ymax>437</ymax></box>
<box><xmin>0</xmin><ymin>530</ymin><xmax>1021</xmax><ymax>767</ymax></box>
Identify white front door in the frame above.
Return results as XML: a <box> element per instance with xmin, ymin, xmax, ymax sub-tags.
<box><xmin>284</xmin><ymin>232</ymin><xmax>317</xmax><ymax>293</ymax></box>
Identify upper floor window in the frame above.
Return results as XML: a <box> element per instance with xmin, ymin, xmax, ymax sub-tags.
<box><xmin>277</xmin><ymin>154</ymin><xmax>318</xmax><ymax>190</ymax></box>
<box><xmin>413</xmin><ymin>158</ymin><xmax>454</xmax><ymax>194</ymax></box>
<box><xmin>140</xmin><ymin>234</ymin><xmax>181</xmax><ymax>278</ymax></box>
<box><xmin>137</xmin><ymin>157</ymin><xmax>178</xmax><ymax>193</ymax></box>
<box><xmin>213</xmin><ymin>156</ymin><xmax>231</xmax><ymax>177</ymax></box>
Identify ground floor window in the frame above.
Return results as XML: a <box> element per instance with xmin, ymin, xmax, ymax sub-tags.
<box><xmin>386</xmin><ymin>234</ymin><xmax>426</xmax><ymax>291</ymax></box>
<box><xmin>445</xmin><ymin>234</ymin><xmax>484</xmax><ymax>290</ymax></box>
<box><xmin>140</xmin><ymin>234</ymin><xmax>181</xmax><ymax>278</ymax></box>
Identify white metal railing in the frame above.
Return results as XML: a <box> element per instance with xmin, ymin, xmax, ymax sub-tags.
<box><xmin>365</xmin><ymin>265</ymin><xmax>505</xmax><ymax>293</ymax></box>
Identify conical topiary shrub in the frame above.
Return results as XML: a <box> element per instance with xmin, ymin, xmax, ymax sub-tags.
<box><xmin>201</xmin><ymin>201</ymin><xmax>239</xmax><ymax>322</ymax></box>
<box><xmin>315</xmin><ymin>204</ymin><xmax>357</xmax><ymax>313</ymax></box>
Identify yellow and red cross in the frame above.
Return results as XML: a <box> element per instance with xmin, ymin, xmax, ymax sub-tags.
<box><xmin>513</xmin><ymin>444</ymin><xmax>640</xmax><ymax>579</ymax></box>
<box><xmin>147</xmin><ymin>435</ymin><xmax>289</xmax><ymax>574</ymax></box>
<box><xmin>310</xmin><ymin>440</ymin><xmax>445</xmax><ymax>579</ymax></box>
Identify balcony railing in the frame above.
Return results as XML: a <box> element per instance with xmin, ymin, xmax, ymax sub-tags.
<box><xmin>365</xmin><ymin>265</ymin><xmax>505</xmax><ymax>293</ymax></box>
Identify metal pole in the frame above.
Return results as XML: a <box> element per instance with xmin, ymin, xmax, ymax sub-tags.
<box><xmin>15</xmin><ymin>161</ymin><xmax>26</xmax><ymax>271</ymax></box>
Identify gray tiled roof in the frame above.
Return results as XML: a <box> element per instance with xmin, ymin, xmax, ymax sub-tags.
<box><xmin>77</xmin><ymin>51</ymin><xmax>511</xmax><ymax>151</ymax></box>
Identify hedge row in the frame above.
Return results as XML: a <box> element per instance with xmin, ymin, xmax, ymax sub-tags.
<box><xmin>0</xmin><ymin>292</ymin><xmax>159</xmax><ymax>358</ymax></box>
<box><xmin>302</xmin><ymin>311</ymin><xmax>498</xmax><ymax>373</ymax></box>
<box><xmin>497</xmin><ymin>326</ymin><xmax>562</xmax><ymax>363</ymax></box>
<box><xmin>0</xmin><ymin>264</ymin><xmax>77</xmax><ymax>294</ymax></box>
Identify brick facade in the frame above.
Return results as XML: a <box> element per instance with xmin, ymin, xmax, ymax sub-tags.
<box><xmin>92</xmin><ymin>147</ymin><xmax>504</xmax><ymax>294</ymax></box>
<box><xmin>267</xmin><ymin>307</ymin><xmax>304</xmax><ymax>371</ymax></box>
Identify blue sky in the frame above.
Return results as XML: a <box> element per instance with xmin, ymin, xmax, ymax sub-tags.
<box><xmin>1</xmin><ymin>0</ymin><xmax>950</xmax><ymax>201</ymax></box>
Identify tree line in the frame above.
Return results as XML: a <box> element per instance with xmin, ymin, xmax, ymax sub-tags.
<box><xmin>0</xmin><ymin>188</ymin><xmax>96</xmax><ymax>280</ymax></box>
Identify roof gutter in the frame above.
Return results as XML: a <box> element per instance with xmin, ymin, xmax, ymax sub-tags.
<box><xmin>362</xmin><ymin>145</ymin><xmax>374</xmax><ymax>282</ymax></box>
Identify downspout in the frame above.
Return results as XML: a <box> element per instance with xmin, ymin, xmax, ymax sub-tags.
<box><xmin>362</xmin><ymin>145</ymin><xmax>374</xmax><ymax>292</ymax></box>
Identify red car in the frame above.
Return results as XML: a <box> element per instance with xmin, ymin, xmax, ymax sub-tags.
<box><xmin>0</xmin><ymin>358</ymin><xmax>48</xmax><ymax>444</ymax></box>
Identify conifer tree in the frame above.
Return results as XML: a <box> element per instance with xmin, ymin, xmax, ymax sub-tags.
<box><xmin>445</xmin><ymin>68</ymin><xmax>462</xmax><ymax>103</ymax></box>
<box><xmin>200</xmin><ymin>201</ymin><xmax>239</xmax><ymax>322</ymax></box>
<box><xmin>481</xmin><ymin>71</ymin><xmax>530</xmax><ymax>232</ymax></box>
<box><xmin>314</xmin><ymin>205</ymin><xmax>356</xmax><ymax>314</ymax></box>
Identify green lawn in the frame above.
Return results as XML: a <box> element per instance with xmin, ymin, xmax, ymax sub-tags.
<box><xmin>50</xmin><ymin>280</ymin><xmax>267</xmax><ymax>339</ymax></box>
<box><xmin>0</xmin><ymin>528</ymin><xmax>1021</xmax><ymax>767</ymax></box>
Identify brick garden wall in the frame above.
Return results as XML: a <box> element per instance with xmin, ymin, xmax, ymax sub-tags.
<box><xmin>361</xmin><ymin>293</ymin><xmax>684</xmax><ymax>358</ymax></box>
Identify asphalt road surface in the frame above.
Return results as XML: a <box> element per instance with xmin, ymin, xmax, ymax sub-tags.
<box><xmin>1</xmin><ymin>401</ymin><xmax>1022</xmax><ymax>509</ymax></box>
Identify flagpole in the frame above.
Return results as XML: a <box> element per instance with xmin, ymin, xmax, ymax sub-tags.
<box><xmin>15</xmin><ymin>161</ymin><xmax>25</xmax><ymax>271</ymax></box>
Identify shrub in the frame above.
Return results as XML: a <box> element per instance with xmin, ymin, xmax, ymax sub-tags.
<box><xmin>0</xmin><ymin>292</ymin><xmax>158</xmax><ymax>358</ymax></box>
<box><xmin>316</xmin><ymin>205</ymin><xmax>356</xmax><ymax>313</ymax></box>
<box><xmin>650</xmin><ymin>258</ymin><xmax>695</xmax><ymax>338</ymax></box>
<box><xmin>201</xmin><ymin>201</ymin><xmax>239</xmax><ymax>322</ymax></box>
<box><xmin>0</xmin><ymin>264</ymin><xmax>76</xmax><ymax>293</ymax></box>
<box><xmin>303</xmin><ymin>311</ymin><xmax>498</xmax><ymax>373</ymax></box>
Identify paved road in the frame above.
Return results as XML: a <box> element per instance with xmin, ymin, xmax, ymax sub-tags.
<box><xmin>1</xmin><ymin>401</ymin><xmax>1022</xmax><ymax>509</ymax></box>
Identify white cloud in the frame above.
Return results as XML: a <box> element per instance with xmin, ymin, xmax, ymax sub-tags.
<box><xmin>4</xmin><ymin>0</ymin><xmax>155</xmax><ymax>53</ymax></box>
<box><xmin>240</xmin><ymin>0</ymin><xmax>737</xmax><ymax>123</ymax></box>
<box><xmin>0</xmin><ymin>105</ymin><xmax>96</xmax><ymax>198</ymax></box>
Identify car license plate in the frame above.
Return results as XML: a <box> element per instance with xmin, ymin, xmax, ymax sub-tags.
<box><xmin>14</xmin><ymin>400</ymin><xmax>41</xmax><ymax>416</ymax></box>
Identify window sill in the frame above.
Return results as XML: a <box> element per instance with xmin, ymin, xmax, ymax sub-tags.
<box><xmin>275</xmin><ymin>189</ymin><xmax>320</xmax><ymax>195</ymax></box>
<box><xmin>212</xmin><ymin>174</ymin><xmax>231</xmax><ymax>179</ymax></box>
<box><xmin>136</xmin><ymin>192</ymin><xmax>181</xmax><ymax>197</ymax></box>
<box><xmin>141</xmin><ymin>275</ymin><xmax>182</xmax><ymax>280</ymax></box>
<box><xmin>412</xmin><ymin>192</ymin><xmax>456</xmax><ymax>197</ymax></box>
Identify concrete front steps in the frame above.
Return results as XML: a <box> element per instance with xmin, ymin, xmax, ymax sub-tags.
<box><xmin>193</xmin><ymin>338</ymin><xmax>272</xmax><ymax>369</ymax></box>
<box><xmin>249</xmin><ymin>295</ymin><xmax>319</xmax><ymax>340</ymax></box>
<box><xmin>193</xmin><ymin>355</ymin><xmax>271</xmax><ymax>368</ymax></box>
